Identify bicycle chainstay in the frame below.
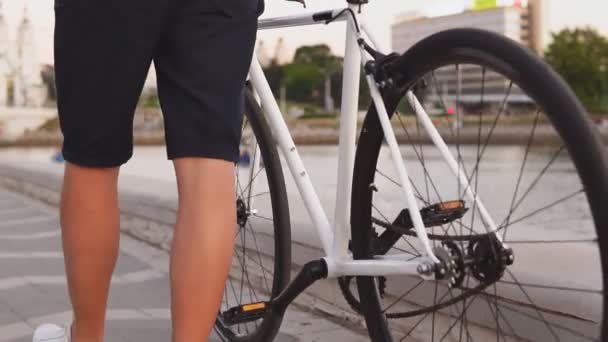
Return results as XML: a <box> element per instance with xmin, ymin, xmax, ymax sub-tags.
<box><xmin>337</xmin><ymin>201</ymin><xmax>512</xmax><ymax>318</ymax></box>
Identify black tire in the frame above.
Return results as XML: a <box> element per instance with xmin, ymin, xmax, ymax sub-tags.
<box><xmin>351</xmin><ymin>29</ymin><xmax>608</xmax><ymax>341</ymax></box>
<box><xmin>215</xmin><ymin>88</ymin><xmax>292</xmax><ymax>341</ymax></box>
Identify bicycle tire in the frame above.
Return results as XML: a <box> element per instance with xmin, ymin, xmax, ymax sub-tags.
<box><xmin>351</xmin><ymin>28</ymin><xmax>608</xmax><ymax>341</ymax></box>
<box><xmin>215</xmin><ymin>88</ymin><xmax>292</xmax><ymax>342</ymax></box>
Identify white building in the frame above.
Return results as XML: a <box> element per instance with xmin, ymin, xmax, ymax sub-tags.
<box><xmin>391</xmin><ymin>0</ymin><xmax>545</xmax><ymax>107</ymax></box>
<box><xmin>393</xmin><ymin>3</ymin><xmax>543</xmax><ymax>54</ymax></box>
<box><xmin>0</xmin><ymin>3</ymin><xmax>45</xmax><ymax>108</ymax></box>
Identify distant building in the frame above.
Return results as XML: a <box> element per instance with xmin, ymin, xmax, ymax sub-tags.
<box><xmin>0</xmin><ymin>3</ymin><xmax>46</xmax><ymax>108</ymax></box>
<box><xmin>256</xmin><ymin>37</ymin><xmax>290</xmax><ymax>67</ymax></box>
<box><xmin>392</xmin><ymin>0</ymin><xmax>546</xmax><ymax>108</ymax></box>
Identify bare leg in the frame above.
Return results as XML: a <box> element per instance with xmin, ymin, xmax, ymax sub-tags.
<box><xmin>61</xmin><ymin>163</ymin><xmax>121</xmax><ymax>342</ymax></box>
<box><xmin>171</xmin><ymin>158</ymin><xmax>236</xmax><ymax>342</ymax></box>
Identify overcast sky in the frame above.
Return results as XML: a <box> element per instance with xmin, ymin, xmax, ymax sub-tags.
<box><xmin>3</xmin><ymin>0</ymin><xmax>608</xmax><ymax>65</ymax></box>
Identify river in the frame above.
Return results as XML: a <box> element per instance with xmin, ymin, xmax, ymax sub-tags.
<box><xmin>0</xmin><ymin>145</ymin><xmax>601</xmax><ymax>340</ymax></box>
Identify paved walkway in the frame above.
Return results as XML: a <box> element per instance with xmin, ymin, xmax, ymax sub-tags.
<box><xmin>0</xmin><ymin>189</ymin><xmax>369</xmax><ymax>342</ymax></box>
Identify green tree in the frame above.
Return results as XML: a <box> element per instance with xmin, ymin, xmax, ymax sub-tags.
<box><xmin>268</xmin><ymin>43</ymin><xmax>372</xmax><ymax>111</ymax></box>
<box><xmin>293</xmin><ymin>44</ymin><xmax>338</xmax><ymax>69</ymax></box>
<box><xmin>40</xmin><ymin>65</ymin><xmax>56</xmax><ymax>101</ymax></box>
<box><xmin>281</xmin><ymin>63</ymin><xmax>324</xmax><ymax>103</ymax></box>
<box><xmin>264</xmin><ymin>62</ymin><xmax>284</xmax><ymax>98</ymax></box>
<box><xmin>294</xmin><ymin>44</ymin><xmax>342</xmax><ymax>110</ymax></box>
<box><xmin>545</xmin><ymin>28</ymin><xmax>608</xmax><ymax>113</ymax></box>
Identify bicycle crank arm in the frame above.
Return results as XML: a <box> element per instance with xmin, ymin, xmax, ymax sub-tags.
<box><xmin>220</xmin><ymin>259</ymin><xmax>328</xmax><ymax>326</ymax></box>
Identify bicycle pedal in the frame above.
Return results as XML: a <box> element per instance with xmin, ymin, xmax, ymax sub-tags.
<box><xmin>221</xmin><ymin>302</ymin><xmax>268</xmax><ymax>325</ymax></box>
<box><xmin>394</xmin><ymin>200</ymin><xmax>468</xmax><ymax>231</ymax></box>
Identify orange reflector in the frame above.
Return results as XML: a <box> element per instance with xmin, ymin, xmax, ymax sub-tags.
<box><xmin>242</xmin><ymin>302</ymin><xmax>266</xmax><ymax>312</ymax></box>
<box><xmin>438</xmin><ymin>200</ymin><xmax>464</xmax><ymax>210</ymax></box>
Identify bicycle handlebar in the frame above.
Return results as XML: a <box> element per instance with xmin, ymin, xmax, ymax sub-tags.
<box><xmin>285</xmin><ymin>0</ymin><xmax>369</xmax><ymax>7</ymax></box>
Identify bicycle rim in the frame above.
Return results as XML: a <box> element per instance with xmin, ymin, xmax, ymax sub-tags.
<box><xmin>351</xmin><ymin>29</ymin><xmax>608</xmax><ymax>342</ymax></box>
<box><xmin>215</xmin><ymin>90</ymin><xmax>291</xmax><ymax>341</ymax></box>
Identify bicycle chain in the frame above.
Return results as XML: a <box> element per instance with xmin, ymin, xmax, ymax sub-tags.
<box><xmin>338</xmin><ymin>222</ymin><xmax>498</xmax><ymax>318</ymax></box>
<box><xmin>371</xmin><ymin>217</ymin><xmax>494</xmax><ymax>242</ymax></box>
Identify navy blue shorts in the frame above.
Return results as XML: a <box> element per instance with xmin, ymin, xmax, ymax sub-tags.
<box><xmin>54</xmin><ymin>0</ymin><xmax>264</xmax><ymax>167</ymax></box>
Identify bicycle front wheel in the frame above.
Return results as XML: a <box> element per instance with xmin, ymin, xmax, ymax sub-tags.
<box><xmin>350</xmin><ymin>29</ymin><xmax>608</xmax><ymax>341</ymax></box>
<box><xmin>215</xmin><ymin>88</ymin><xmax>292</xmax><ymax>342</ymax></box>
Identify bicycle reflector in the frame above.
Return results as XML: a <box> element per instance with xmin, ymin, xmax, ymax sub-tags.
<box><xmin>222</xmin><ymin>302</ymin><xmax>268</xmax><ymax>325</ymax></box>
<box><xmin>436</xmin><ymin>200</ymin><xmax>466</xmax><ymax>211</ymax></box>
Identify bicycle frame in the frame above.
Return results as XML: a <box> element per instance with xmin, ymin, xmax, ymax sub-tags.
<box><xmin>247</xmin><ymin>4</ymin><xmax>505</xmax><ymax>279</ymax></box>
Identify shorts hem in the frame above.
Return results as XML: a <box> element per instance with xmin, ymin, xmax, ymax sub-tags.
<box><xmin>167</xmin><ymin>149</ymin><xmax>239</xmax><ymax>164</ymax></box>
<box><xmin>62</xmin><ymin>149</ymin><xmax>133</xmax><ymax>168</ymax></box>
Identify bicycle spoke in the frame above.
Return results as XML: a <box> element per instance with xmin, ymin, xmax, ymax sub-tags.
<box><xmin>235</xmin><ymin>248</ymin><xmax>274</xmax><ymax>278</ymax></box>
<box><xmin>502</xmin><ymin>109</ymin><xmax>541</xmax><ymax>241</ymax></box>
<box><xmin>492</xmin><ymin>298</ymin><xmax>597</xmax><ymax>341</ymax></box>
<box><xmin>239</xmin><ymin>227</ymin><xmax>249</xmax><ymax>304</ymax></box>
<box><xmin>481</xmin><ymin>292</ymin><xmax>522</xmax><ymax>341</ymax></box>
<box><xmin>459</xmin><ymin>81</ymin><xmax>513</xmax><ymax>200</ymax></box>
<box><xmin>499</xmin><ymin>189</ymin><xmax>584</xmax><ymax>230</ymax></box>
<box><xmin>375</xmin><ymin>168</ymin><xmax>428</xmax><ymax>204</ymax></box>
<box><xmin>373</xmin><ymin>204</ymin><xmax>422</xmax><ymax>256</ymax></box>
<box><xmin>399</xmin><ymin>290</ymin><xmax>453</xmax><ymax>341</ymax></box>
<box><xmin>465</xmin><ymin>66</ymin><xmax>486</xmax><ymax>251</ymax></box>
<box><xmin>496</xmin><ymin>279</ymin><xmax>602</xmax><ymax>295</ymax></box>
<box><xmin>456</xmin><ymin>64</ymin><xmax>463</xmax><ymax>198</ymax></box>
<box><xmin>493</xmin><ymin>284</ymin><xmax>501</xmax><ymax>342</ymax></box>
<box><xmin>383</xmin><ymin>279</ymin><xmax>426</xmax><ymax>313</ymax></box>
<box><xmin>236</xmin><ymin>173</ymin><xmax>247</xmax><ymax>200</ymax></box>
<box><xmin>251</xmin><ymin>214</ymin><xmax>274</xmax><ymax>222</ymax></box>
<box><xmin>442</xmin><ymin>282</ymin><xmax>475</xmax><ymax>342</ymax></box>
<box><xmin>241</xmin><ymin>166</ymin><xmax>266</xmax><ymax>197</ymax></box>
<box><xmin>389</xmin><ymin>245</ymin><xmax>421</xmax><ymax>258</ymax></box>
<box><xmin>499</xmin><ymin>145</ymin><xmax>566</xmax><ymax>227</ymax></box>
<box><xmin>428</xmin><ymin>70</ymin><xmax>472</xmax><ymax>180</ymax></box>
<box><xmin>458</xmin><ymin>274</ymin><xmax>474</xmax><ymax>342</ymax></box>
<box><xmin>233</xmin><ymin>248</ymin><xmax>262</xmax><ymax>311</ymax></box>
<box><xmin>438</xmin><ymin>294</ymin><xmax>479</xmax><ymax>342</ymax></box>
<box><xmin>504</xmin><ymin>269</ymin><xmax>561</xmax><ymax>341</ymax></box>
<box><xmin>248</xmin><ymin>191</ymin><xmax>270</xmax><ymax>199</ymax></box>
<box><xmin>246</xmin><ymin>221</ymin><xmax>272</xmax><ymax>293</ymax></box>
<box><xmin>394</xmin><ymin>113</ymin><xmax>452</xmax><ymax>215</ymax></box>
<box><xmin>505</xmin><ymin>239</ymin><xmax>597</xmax><ymax>244</ymax></box>
<box><xmin>417</xmin><ymin>118</ymin><xmax>431</xmax><ymax>203</ymax></box>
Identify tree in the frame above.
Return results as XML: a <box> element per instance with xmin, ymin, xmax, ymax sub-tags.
<box><xmin>281</xmin><ymin>63</ymin><xmax>324</xmax><ymax>103</ymax></box>
<box><xmin>545</xmin><ymin>28</ymin><xmax>608</xmax><ymax>113</ymax></box>
<box><xmin>294</xmin><ymin>44</ymin><xmax>342</xmax><ymax>110</ymax></box>
<box><xmin>293</xmin><ymin>44</ymin><xmax>337</xmax><ymax>68</ymax></box>
<box><xmin>40</xmin><ymin>65</ymin><xmax>56</xmax><ymax>101</ymax></box>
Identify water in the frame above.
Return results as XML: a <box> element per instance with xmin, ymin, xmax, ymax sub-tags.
<box><xmin>0</xmin><ymin>145</ymin><xmax>602</xmax><ymax>339</ymax></box>
<box><xmin>0</xmin><ymin>144</ymin><xmax>594</xmax><ymax>241</ymax></box>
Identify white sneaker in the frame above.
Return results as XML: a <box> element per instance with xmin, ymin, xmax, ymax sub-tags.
<box><xmin>32</xmin><ymin>323</ymin><xmax>70</xmax><ymax>342</ymax></box>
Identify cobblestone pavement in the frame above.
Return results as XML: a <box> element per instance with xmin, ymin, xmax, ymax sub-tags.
<box><xmin>0</xmin><ymin>189</ymin><xmax>369</xmax><ymax>342</ymax></box>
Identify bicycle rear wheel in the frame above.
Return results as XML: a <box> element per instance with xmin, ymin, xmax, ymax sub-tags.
<box><xmin>215</xmin><ymin>88</ymin><xmax>291</xmax><ymax>341</ymax></box>
<box><xmin>350</xmin><ymin>29</ymin><xmax>608</xmax><ymax>341</ymax></box>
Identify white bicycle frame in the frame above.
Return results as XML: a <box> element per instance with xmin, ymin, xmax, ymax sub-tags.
<box><xmin>247</xmin><ymin>3</ymin><xmax>505</xmax><ymax>279</ymax></box>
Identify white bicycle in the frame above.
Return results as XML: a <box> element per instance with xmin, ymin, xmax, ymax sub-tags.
<box><xmin>215</xmin><ymin>1</ymin><xmax>608</xmax><ymax>341</ymax></box>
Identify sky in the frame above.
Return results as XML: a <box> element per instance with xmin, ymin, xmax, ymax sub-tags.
<box><xmin>3</xmin><ymin>0</ymin><xmax>608</xmax><ymax>65</ymax></box>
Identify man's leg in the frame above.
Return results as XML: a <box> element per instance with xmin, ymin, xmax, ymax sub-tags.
<box><xmin>49</xmin><ymin>0</ymin><xmax>169</xmax><ymax>341</ymax></box>
<box><xmin>171</xmin><ymin>158</ymin><xmax>236</xmax><ymax>342</ymax></box>
<box><xmin>153</xmin><ymin>1</ymin><xmax>260</xmax><ymax>340</ymax></box>
<box><xmin>61</xmin><ymin>164</ymin><xmax>121</xmax><ymax>342</ymax></box>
